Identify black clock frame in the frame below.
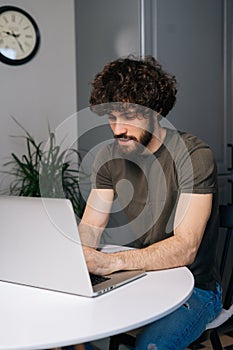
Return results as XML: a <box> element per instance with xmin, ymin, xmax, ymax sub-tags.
<box><xmin>0</xmin><ymin>5</ymin><xmax>40</xmax><ymax>65</ymax></box>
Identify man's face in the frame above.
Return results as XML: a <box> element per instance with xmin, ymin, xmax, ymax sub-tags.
<box><xmin>108</xmin><ymin>109</ymin><xmax>154</xmax><ymax>155</ymax></box>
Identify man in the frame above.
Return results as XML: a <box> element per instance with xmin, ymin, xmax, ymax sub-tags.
<box><xmin>79</xmin><ymin>56</ymin><xmax>222</xmax><ymax>349</ymax></box>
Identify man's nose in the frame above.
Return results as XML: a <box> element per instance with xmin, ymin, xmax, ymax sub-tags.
<box><xmin>113</xmin><ymin>122</ymin><xmax>127</xmax><ymax>135</ymax></box>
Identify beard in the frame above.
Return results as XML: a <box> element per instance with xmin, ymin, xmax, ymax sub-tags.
<box><xmin>114</xmin><ymin>119</ymin><xmax>154</xmax><ymax>156</ymax></box>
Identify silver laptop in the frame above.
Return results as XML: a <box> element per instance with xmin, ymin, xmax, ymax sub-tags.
<box><xmin>0</xmin><ymin>196</ymin><xmax>145</xmax><ymax>297</ymax></box>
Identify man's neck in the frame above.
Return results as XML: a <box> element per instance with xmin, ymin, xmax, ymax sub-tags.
<box><xmin>147</xmin><ymin>125</ymin><xmax>167</xmax><ymax>154</ymax></box>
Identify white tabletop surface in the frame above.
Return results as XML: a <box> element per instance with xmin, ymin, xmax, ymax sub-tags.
<box><xmin>0</xmin><ymin>266</ymin><xmax>194</xmax><ymax>350</ymax></box>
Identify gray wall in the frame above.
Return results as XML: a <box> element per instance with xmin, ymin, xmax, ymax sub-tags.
<box><xmin>152</xmin><ymin>0</ymin><xmax>233</xmax><ymax>203</ymax></box>
<box><xmin>155</xmin><ymin>0</ymin><xmax>226</xmax><ymax>166</ymax></box>
<box><xmin>0</xmin><ymin>0</ymin><xmax>77</xmax><ymax>190</ymax></box>
<box><xmin>75</xmin><ymin>0</ymin><xmax>141</xmax><ymax>110</ymax></box>
<box><xmin>75</xmin><ymin>0</ymin><xmax>142</xmax><ymax>180</ymax></box>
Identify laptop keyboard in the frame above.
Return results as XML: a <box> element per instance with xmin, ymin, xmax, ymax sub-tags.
<box><xmin>89</xmin><ymin>273</ymin><xmax>110</xmax><ymax>286</ymax></box>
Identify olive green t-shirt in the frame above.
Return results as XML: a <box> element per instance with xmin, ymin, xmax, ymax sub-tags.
<box><xmin>91</xmin><ymin>128</ymin><xmax>220</xmax><ymax>290</ymax></box>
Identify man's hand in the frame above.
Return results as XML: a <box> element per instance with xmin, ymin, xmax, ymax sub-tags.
<box><xmin>83</xmin><ymin>246</ymin><xmax>120</xmax><ymax>275</ymax></box>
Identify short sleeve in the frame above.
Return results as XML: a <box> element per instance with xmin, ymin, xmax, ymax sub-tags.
<box><xmin>91</xmin><ymin>145</ymin><xmax>114</xmax><ymax>189</ymax></box>
<box><xmin>176</xmin><ymin>134</ymin><xmax>217</xmax><ymax>194</ymax></box>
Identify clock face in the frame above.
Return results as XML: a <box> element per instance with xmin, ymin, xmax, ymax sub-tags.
<box><xmin>0</xmin><ymin>6</ymin><xmax>40</xmax><ymax>65</ymax></box>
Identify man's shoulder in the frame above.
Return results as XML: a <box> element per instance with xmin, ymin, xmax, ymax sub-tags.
<box><xmin>93</xmin><ymin>141</ymin><xmax>121</xmax><ymax>169</ymax></box>
<box><xmin>164</xmin><ymin>129</ymin><xmax>216</xmax><ymax>171</ymax></box>
<box><xmin>166</xmin><ymin>128</ymin><xmax>213</xmax><ymax>154</ymax></box>
<box><xmin>95</xmin><ymin>142</ymin><xmax>115</xmax><ymax>159</ymax></box>
<box><xmin>178</xmin><ymin>131</ymin><xmax>210</xmax><ymax>148</ymax></box>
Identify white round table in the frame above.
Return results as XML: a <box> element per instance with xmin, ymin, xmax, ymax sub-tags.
<box><xmin>0</xmin><ymin>266</ymin><xmax>194</xmax><ymax>349</ymax></box>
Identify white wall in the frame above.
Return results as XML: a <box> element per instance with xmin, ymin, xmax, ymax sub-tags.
<box><xmin>0</xmin><ymin>0</ymin><xmax>77</xmax><ymax>190</ymax></box>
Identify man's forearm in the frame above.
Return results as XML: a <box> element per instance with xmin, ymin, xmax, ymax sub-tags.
<box><xmin>82</xmin><ymin>234</ymin><xmax>196</xmax><ymax>276</ymax></box>
<box><xmin>78</xmin><ymin>189</ymin><xmax>113</xmax><ymax>248</ymax></box>
<box><xmin>78</xmin><ymin>221</ymin><xmax>104</xmax><ymax>248</ymax></box>
<box><xmin>114</xmin><ymin>234</ymin><xmax>196</xmax><ymax>272</ymax></box>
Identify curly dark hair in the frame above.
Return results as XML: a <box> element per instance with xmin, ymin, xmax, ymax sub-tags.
<box><xmin>89</xmin><ymin>56</ymin><xmax>177</xmax><ymax>117</ymax></box>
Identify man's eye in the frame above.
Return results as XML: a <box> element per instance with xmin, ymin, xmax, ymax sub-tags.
<box><xmin>108</xmin><ymin>116</ymin><xmax>116</xmax><ymax>122</ymax></box>
<box><xmin>125</xmin><ymin>114</ymin><xmax>136</xmax><ymax>120</ymax></box>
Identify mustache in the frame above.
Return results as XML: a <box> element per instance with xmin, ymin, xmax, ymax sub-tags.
<box><xmin>114</xmin><ymin>133</ymin><xmax>138</xmax><ymax>142</ymax></box>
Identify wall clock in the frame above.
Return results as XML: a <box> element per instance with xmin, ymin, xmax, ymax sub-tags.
<box><xmin>0</xmin><ymin>5</ymin><xmax>40</xmax><ymax>65</ymax></box>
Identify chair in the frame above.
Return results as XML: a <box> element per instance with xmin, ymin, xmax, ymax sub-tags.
<box><xmin>109</xmin><ymin>204</ymin><xmax>233</xmax><ymax>350</ymax></box>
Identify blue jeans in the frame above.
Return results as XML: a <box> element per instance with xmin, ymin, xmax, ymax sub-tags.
<box><xmin>62</xmin><ymin>344</ymin><xmax>93</xmax><ymax>350</ymax></box>
<box><xmin>135</xmin><ymin>283</ymin><xmax>222</xmax><ymax>350</ymax></box>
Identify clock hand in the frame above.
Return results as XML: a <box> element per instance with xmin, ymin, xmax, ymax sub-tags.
<box><xmin>2</xmin><ymin>30</ymin><xmax>13</xmax><ymax>36</ymax></box>
<box><xmin>1</xmin><ymin>30</ymin><xmax>20</xmax><ymax>38</ymax></box>
<box><xmin>11</xmin><ymin>30</ymin><xmax>24</xmax><ymax>53</ymax></box>
<box><xmin>15</xmin><ymin>37</ymin><xmax>24</xmax><ymax>52</ymax></box>
<box><xmin>11</xmin><ymin>32</ymin><xmax>21</xmax><ymax>38</ymax></box>
<box><xmin>0</xmin><ymin>30</ymin><xmax>24</xmax><ymax>52</ymax></box>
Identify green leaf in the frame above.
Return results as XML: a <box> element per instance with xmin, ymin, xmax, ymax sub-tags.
<box><xmin>1</xmin><ymin>117</ymin><xmax>88</xmax><ymax>218</ymax></box>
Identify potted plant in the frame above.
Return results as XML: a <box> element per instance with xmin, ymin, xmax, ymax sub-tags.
<box><xmin>1</xmin><ymin>117</ymin><xmax>87</xmax><ymax>218</ymax></box>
